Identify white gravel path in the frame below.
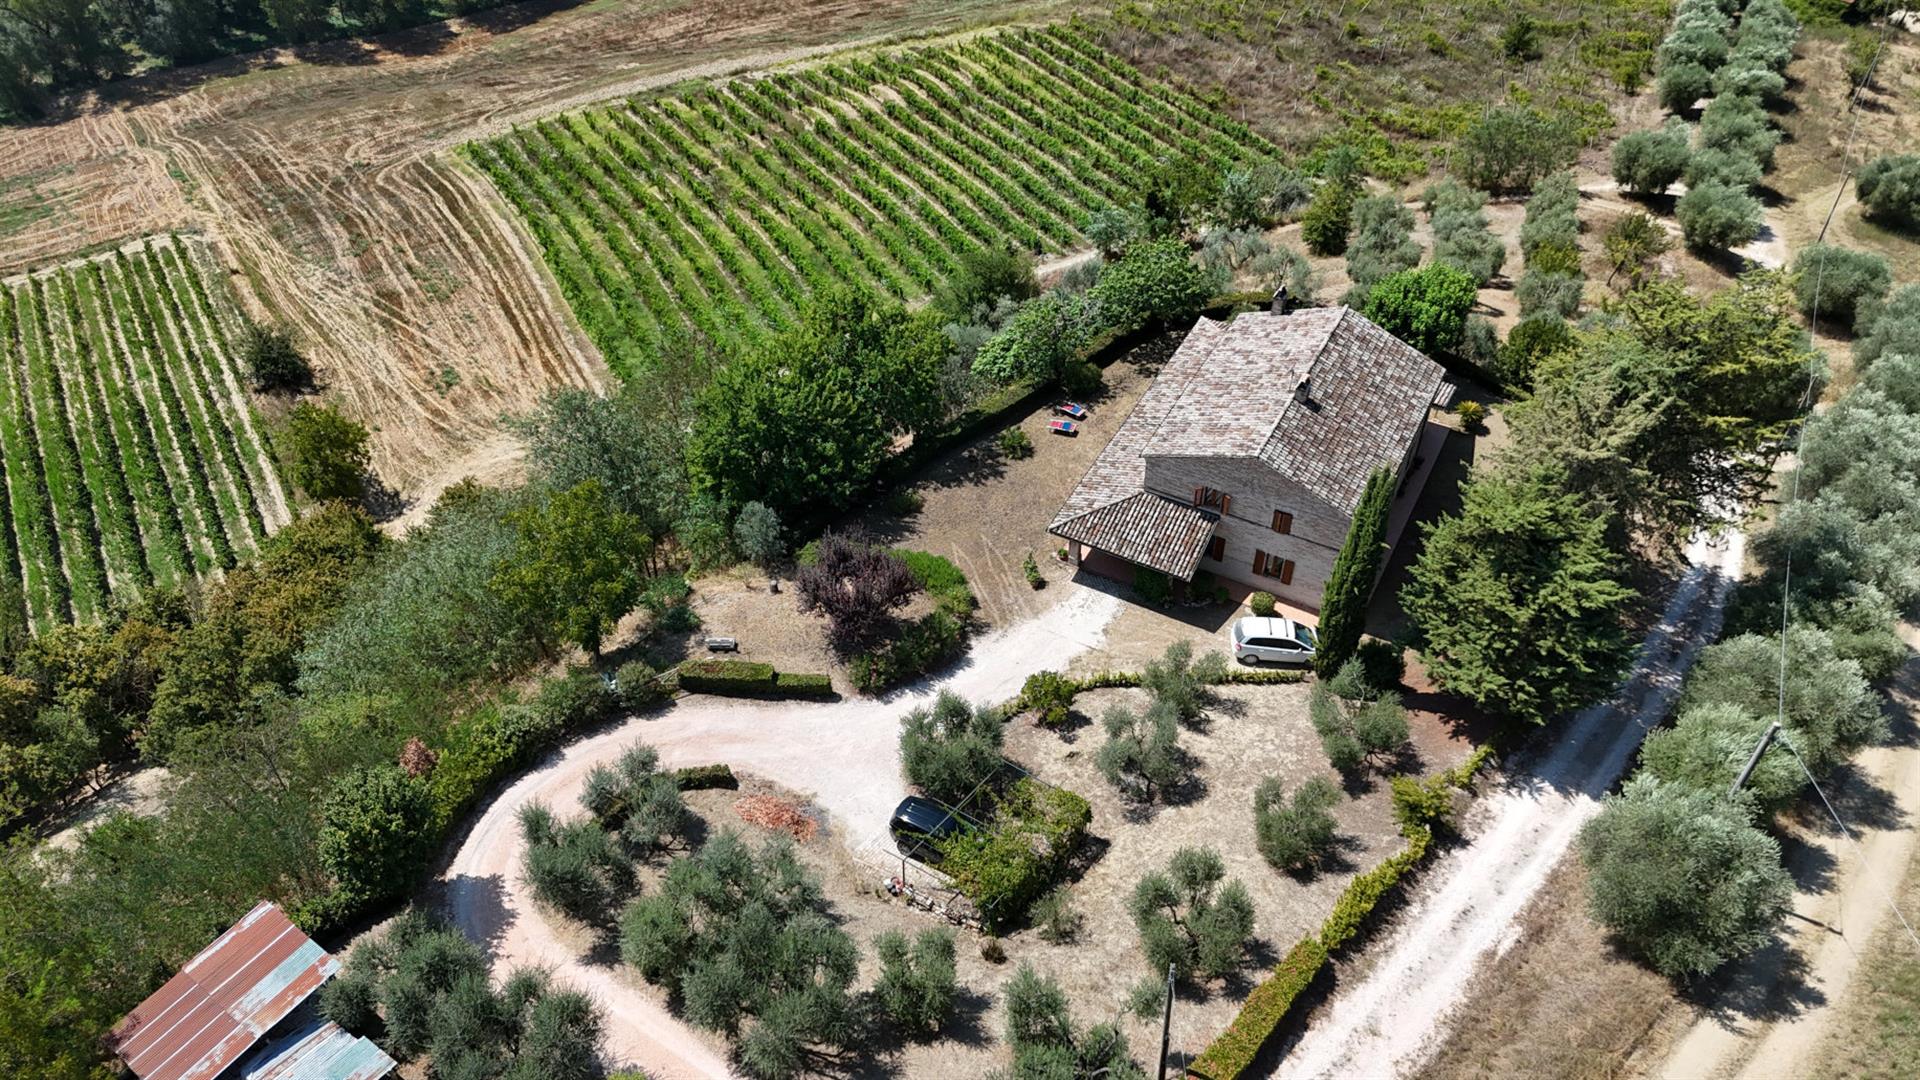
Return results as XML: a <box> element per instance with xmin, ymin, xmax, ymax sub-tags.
<box><xmin>444</xmin><ymin>582</ymin><xmax>1123</xmax><ymax>1078</ymax></box>
<box><xmin>1276</xmin><ymin>527</ymin><xmax>1747</xmax><ymax>1079</ymax></box>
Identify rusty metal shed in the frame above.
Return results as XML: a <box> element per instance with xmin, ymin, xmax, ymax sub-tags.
<box><xmin>107</xmin><ymin>900</ymin><xmax>393</xmax><ymax>1080</ymax></box>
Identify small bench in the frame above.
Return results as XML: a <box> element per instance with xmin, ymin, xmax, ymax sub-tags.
<box><xmin>703</xmin><ymin>636</ymin><xmax>739</xmax><ymax>653</ymax></box>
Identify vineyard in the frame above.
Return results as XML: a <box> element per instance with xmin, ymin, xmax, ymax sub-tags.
<box><xmin>468</xmin><ymin>25</ymin><xmax>1277</xmax><ymax>378</ymax></box>
<box><xmin>0</xmin><ymin>237</ymin><xmax>292</xmax><ymax>631</ymax></box>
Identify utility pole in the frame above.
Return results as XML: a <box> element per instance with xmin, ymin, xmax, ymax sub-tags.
<box><xmin>1157</xmin><ymin>962</ymin><xmax>1175</xmax><ymax>1080</ymax></box>
<box><xmin>1730</xmin><ymin>722</ymin><xmax>1783</xmax><ymax>797</ymax></box>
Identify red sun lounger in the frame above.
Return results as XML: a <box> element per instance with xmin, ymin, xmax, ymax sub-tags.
<box><xmin>1055</xmin><ymin>401</ymin><xmax>1088</xmax><ymax>419</ymax></box>
<box><xmin>1048</xmin><ymin>419</ymin><xmax>1078</xmax><ymax>436</ymax></box>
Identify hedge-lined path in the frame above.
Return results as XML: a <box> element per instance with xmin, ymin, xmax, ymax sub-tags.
<box><xmin>443</xmin><ymin>581</ymin><xmax>1123</xmax><ymax>1078</ymax></box>
<box><xmin>1275</xmin><ymin>528</ymin><xmax>1747</xmax><ymax>1078</ymax></box>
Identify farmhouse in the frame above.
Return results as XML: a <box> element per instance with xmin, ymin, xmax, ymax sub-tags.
<box><xmin>106</xmin><ymin>900</ymin><xmax>394</xmax><ymax>1080</ymax></box>
<box><xmin>1050</xmin><ymin>304</ymin><xmax>1449</xmax><ymax>611</ymax></box>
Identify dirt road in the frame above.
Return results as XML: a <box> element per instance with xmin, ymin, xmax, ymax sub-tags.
<box><xmin>443</xmin><ymin>580</ymin><xmax>1122</xmax><ymax>1078</ymax></box>
<box><xmin>1275</xmin><ymin>527</ymin><xmax>1748</xmax><ymax>1079</ymax></box>
<box><xmin>1655</xmin><ymin>625</ymin><xmax>1920</xmax><ymax>1080</ymax></box>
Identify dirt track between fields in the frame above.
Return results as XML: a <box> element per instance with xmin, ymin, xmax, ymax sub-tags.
<box><xmin>444</xmin><ymin>579</ymin><xmax>1122</xmax><ymax>1078</ymax></box>
<box><xmin>0</xmin><ymin>0</ymin><xmax>1064</xmax><ymax>496</ymax></box>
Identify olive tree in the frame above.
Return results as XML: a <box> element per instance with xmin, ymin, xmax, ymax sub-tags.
<box><xmin>1676</xmin><ymin>180</ymin><xmax>1762</xmax><ymax>252</ymax></box>
<box><xmin>1343</xmin><ymin>195</ymin><xmax>1421</xmax><ymax>304</ymax></box>
<box><xmin>1790</xmin><ymin>243</ymin><xmax>1891</xmax><ymax>333</ymax></box>
<box><xmin>1128</xmin><ymin>847</ymin><xmax>1256</xmax><ymax>981</ymax></box>
<box><xmin>871</xmin><ymin>929</ymin><xmax>958</xmax><ymax>1034</ymax></box>
<box><xmin>1610</xmin><ymin>121</ymin><xmax>1691</xmax><ymax>196</ymax></box>
<box><xmin>1253</xmin><ymin>776</ymin><xmax>1341</xmax><ymax>871</ymax></box>
<box><xmin>1096</xmin><ymin>699</ymin><xmax>1185</xmax><ymax>803</ymax></box>
<box><xmin>899</xmin><ymin>690</ymin><xmax>1003</xmax><ymax>807</ymax></box>
<box><xmin>1857</xmin><ymin>154</ymin><xmax>1920</xmax><ymax>229</ymax></box>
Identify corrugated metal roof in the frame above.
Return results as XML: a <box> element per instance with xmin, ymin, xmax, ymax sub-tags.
<box><xmin>235</xmin><ymin>1012</ymin><xmax>395</xmax><ymax>1080</ymax></box>
<box><xmin>108</xmin><ymin>902</ymin><xmax>344</xmax><ymax>1080</ymax></box>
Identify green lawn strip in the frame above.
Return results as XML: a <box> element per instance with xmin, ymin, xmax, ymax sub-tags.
<box><xmin>122</xmin><ymin>249</ymin><xmax>246</xmax><ymax>568</ymax></box>
<box><xmin>100</xmin><ymin>254</ymin><xmax>223</xmax><ymax>576</ymax></box>
<box><xmin>76</xmin><ymin>262</ymin><xmax>193</xmax><ymax>589</ymax></box>
<box><xmin>18</xmin><ymin>279</ymin><xmax>106</xmax><ymax>621</ymax></box>
<box><xmin>0</xmin><ymin>293</ymin><xmax>33</xmax><ymax>629</ymax></box>
<box><xmin>158</xmin><ymin>240</ymin><xmax>290</xmax><ymax>530</ymax></box>
<box><xmin>0</xmin><ymin>285</ymin><xmax>71</xmax><ymax>628</ymax></box>
<box><xmin>47</xmin><ymin>268</ymin><xmax>151</xmax><ymax>595</ymax></box>
<box><xmin>138</xmin><ymin>243</ymin><xmax>268</xmax><ymax>546</ymax></box>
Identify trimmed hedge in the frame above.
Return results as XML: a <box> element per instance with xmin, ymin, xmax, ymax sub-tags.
<box><xmin>774</xmin><ymin>672</ymin><xmax>836</xmax><ymax>698</ymax></box>
<box><xmin>1319</xmin><ymin>826</ymin><xmax>1432</xmax><ymax>952</ymax></box>
<box><xmin>671</xmin><ymin>763</ymin><xmax>738</xmax><ymax>790</ymax></box>
<box><xmin>674</xmin><ymin>660</ymin><xmax>836</xmax><ymax>699</ymax></box>
<box><xmin>1186</xmin><ymin>937</ymin><xmax>1329</xmax><ymax>1080</ymax></box>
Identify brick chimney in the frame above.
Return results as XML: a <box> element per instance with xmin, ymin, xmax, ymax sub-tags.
<box><xmin>1269</xmin><ymin>284</ymin><xmax>1290</xmax><ymax>316</ymax></box>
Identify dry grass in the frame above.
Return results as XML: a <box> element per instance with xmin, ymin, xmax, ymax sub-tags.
<box><xmin>1417</xmin><ymin>858</ymin><xmax>1687</xmax><ymax>1080</ymax></box>
<box><xmin>1808</xmin><ymin>804</ymin><xmax>1920</xmax><ymax>1080</ymax></box>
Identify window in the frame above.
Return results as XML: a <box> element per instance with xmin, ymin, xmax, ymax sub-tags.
<box><xmin>1192</xmin><ymin>486</ymin><xmax>1232</xmax><ymax>515</ymax></box>
<box><xmin>1271</xmin><ymin>510</ymin><xmax>1293</xmax><ymax>535</ymax></box>
<box><xmin>1207</xmin><ymin>536</ymin><xmax>1226</xmax><ymax>562</ymax></box>
<box><xmin>1252</xmin><ymin>550</ymin><xmax>1295</xmax><ymax>584</ymax></box>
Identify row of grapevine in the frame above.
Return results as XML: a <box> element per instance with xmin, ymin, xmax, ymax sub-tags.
<box><xmin>472</xmin><ymin>27</ymin><xmax>1280</xmax><ymax>378</ymax></box>
<box><xmin>0</xmin><ymin>237</ymin><xmax>291</xmax><ymax>631</ymax></box>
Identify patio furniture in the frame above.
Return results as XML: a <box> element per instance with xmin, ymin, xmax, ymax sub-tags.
<box><xmin>1055</xmin><ymin>401</ymin><xmax>1088</xmax><ymax>419</ymax></box>
<box><xmin>1048</xmin><ymin>419</ymin><xmax>1078</xmax><ymax>436</ymax></box>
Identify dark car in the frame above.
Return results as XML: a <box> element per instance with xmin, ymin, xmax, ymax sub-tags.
<box><xmin>889</xmin><ymin>796</ymin><xmax>968</xmax><ymax>863</ymax></box>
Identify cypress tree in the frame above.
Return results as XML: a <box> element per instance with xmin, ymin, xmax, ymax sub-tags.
<box><xmin>1314</xmin><ymin>468</ymin><xmax>1394</xmax><ymax>676</ymax></box>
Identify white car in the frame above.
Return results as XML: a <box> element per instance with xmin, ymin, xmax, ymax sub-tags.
<box><xmin>1231</xmin><ymin>617</ymin><xmax>1318</xmax><ymax>666</ymax></box>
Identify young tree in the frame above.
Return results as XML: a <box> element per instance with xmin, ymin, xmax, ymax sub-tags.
<box><xmin>1139</xmin><ymin>640</ymin><xmax>1226</xmax><ymax>725</ymax></box>
<box><xmin>519</xmin><ymin>803</ymin><xmax>636</xmax><ymax>926</ymax></box>
<box><xmin>1343</xmin><ymin>195</ymin><xmax>1420</xmax><ymax>304</ymax></box>
<box><xmin>1580</xmin><ymin>775</ymin><xmax>1792</xmax><ymax>977</ymax></box>
<box><xmin>1128</xmin><ymin>847</ymin><xmax>1256</xmax><ymax>981</ymax></box>
<box><xmin>792</xmin><ymin>531</ymin><xmax>918</xmax><ymax>650</ymax></box>
<box><xmin>871</xmin><ymin>929</ymin><xmax>958</xmax><ymax>1034</ymax></box>
<box><xmin>1401</xmin><ymin>465</ymin><xmax>1635</xmax><ymax>724</ymax></box>
<box><xmin>933</xmin><ymin>246</ymin><xmax>1039</xmax><ymax>323</ymax></box>
<box><xmin>489</xmin><ymin>480</ymin><xmax>649</xmax><ymax>655</ymax></box>
<box><xmin>732</xmin><ymin>501</ymin><xmax>784</xmax><ymax>570</ymax></box>
<box><xmin>1603</xmin><ymin>210</ymin><xmax>1674</xmax><ymax>289</ymax></box>
<box><xmin>1096</xmin><ymin>699</ymin><xmax>1184</xmax><ymax>803</ymax></box>
<box><xmin>1426</xmin><ymin>181</ymin><xmax>1506</xmax><ymax>286</ymax></box>
<box><xmin>1677</xmin><ymin>180</ymin><xmax>1764</xmax><ymax>252</ymax></box>
<box><xmin>899</xmin><ymin>690</ymin><xmax>1003</xmax><ymax>806</ymax></box>
<box><xmin>317</xmin><ymin>763</ymin><xmax>434</xmax><ymax>904</ymax></box>
<box><xmin>1361</xmin><ymin>264</ymin><xmax>1478</xmax><ymax>356</ymax></box>
<box><xmin>238</xmin><ymin>322</ymin><xmax>313</xmax><ymax>392</ymax></box>
<box><xmin>1451</xmin><ymin>105</ymin><xmax>1577</xmax><ymax>194</ymax></box>
<box><xmin>1253</xmin><ymin>775</ymin><xmax>1341</xmax><ymax>871</ymax></box>
<box><xmin>1610</xmin><ymin>121</ymin><xmax>1691</xmax><ymax>196</ymax></box>
<box><xmin>1300</xmin><ymin>148</ymin><xmax>1364</xmax><ymax>257</ymax></box>
<box><xmin>281</xmin><ymin>401</ymin><xmax>371</xmax><ymax>501</ymax></box>
<box><xmin>1309</xmin><ymin>681</ymin><xmax>1410</xmax><ymax>771</ymax></box>
<box><xmin>1856</xmin><ymin>153</ymin><xmax>1920</xmax><ymax>229</ymax></box>
<box><xmin>1790</xmin><ymin>243</ymin><xmax>1891</xmax><ymax>332</ymax></box>
<box><xmin>1315</xmin><ymin>469</ymin><xmax>1393</xmax><ymax>675</ymax></box>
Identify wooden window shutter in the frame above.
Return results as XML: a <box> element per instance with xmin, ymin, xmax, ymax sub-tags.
<box><xmin>1193</xmin><ymin>486</ymin><xmax>1205</xmax><ymax>506</ymax></box>
<box><xmin>1280</xmin><ymin>559</ymin><xmax>1295</xmax><ymax>585</ymax></box>
<box><xmin>1252</xmin><ymin>549</ymin><xmax>1267</xmax><ymax>575</ymax></box>
<box><xmin>1208</xmin><ymin>536</ymin><xmax>1226</xmax><ymax>562</ymax></box>
<box><xmin>1272</xmin><ymin>510</ymin><xmax>1293</xmax><ymax>534</ymax></box>
<box><xmin>1219</xmin><ymin>493</ymin><xmax>1232</xmax><ymax>516</ymax></box>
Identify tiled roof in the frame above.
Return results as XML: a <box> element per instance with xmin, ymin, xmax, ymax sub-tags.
<box><xmin>1051</xmin><ymin>307</ymin><xmax>1443</xmax><ymax>564</ymax></box>
<box><xmin>1051</xmin><ymin>491</ymin><xmax>1219</xmax><ymax>579</ymax></box>
<box><xmin>108</xmin><ymin>902</ymin><xmax>349</xmax><ymax>1080</ymax></box>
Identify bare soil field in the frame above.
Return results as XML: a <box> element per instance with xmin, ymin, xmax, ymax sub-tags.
<box><xmin>0</xmin><ymin>0</ymin><xmax>1067</xmax><ymax>496</ymax></box>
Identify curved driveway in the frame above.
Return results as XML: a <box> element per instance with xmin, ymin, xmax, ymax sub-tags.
<box><xmin>444</xmin><ymin>583</ymin><xmax>1123</xmax><ymax>1078</ymax></box>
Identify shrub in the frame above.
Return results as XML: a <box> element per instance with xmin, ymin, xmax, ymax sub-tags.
<box><xmin>1791</xmin><ymin>243</ymin><xmax>1891</xmax><ymax>332</ymax></box>
<box><xmin>1610</xmin><ymin>121</ymin><xmax>1691</xmax><ymax>196</ymax></box>
<box><xmin>1493</xmin><ymin>315</ymin><xmax>1572</xmax><ymax>389</ymax></box>
<box><xmin>1314</xmin><ymin>467</ymin><xmax>1393</xmax><ymax>676</ymax></box>
<box><xmin>318</xmin><ymin>763</ymin><xmax>435</xmax><ymax>904</ymax></box>
<box><xmin>938</xmin><ymin>779</ymin><xmax>1089</xmax><ymax>927</ymax></box>
<box><xmin>1129</xmin><ymin>847</ymin><xmax>1256</xmax><ymax>980</ymax></box>
<box><xmin>1319</xmin><ymin>826</ymin><xmax>1431</xmax><ymax>951</ymax></box>
<box><xmin>1300</xmin><ymin>182</ymin><xmax>1357</xmax><ymax>256</ymax></box>
<box><xmin>1022</xmin><ymin>670</ymin><xmax>1076</xmax><ymax>728</ymax></box>
<box><xmin>732</xmin><ymin>501</ymin><xmax>784</xmax><ymax>570</ymax></box>
<box><xmin>1427</xmin><ymin>182</ymin><xmax>1506</xmax><ymax>286</ymax></box>
<box><xmin>1361</xmin><ymin>264</ymin><xmax>1478</xmax><ymax>356</ymax></box>
<box><xmin>281</xmin><ymin>401</ymin><xmax>372</xmax><ymax>502</ymax></box>
<box><xmin>1033</xmin><ymin>885</ymin><xmax>1083</xmax><ymax>944</ymax></box>
<box><xmin>1580</xmin><ymin>775</ymin><xmax>1793</xmax><ymax>977</ymax></box>
<box><xmin>794</xmin><ymin>531</ymin><xmax>918</xmax><ymax>650</ymax></box>
<box><xmin>614</xmin><ymin>660</ymin><xmax>668</xmax><ymax>710</ymax></box>
<box><xmin>1389</xmin><ymin>774</ymin><xmax>1456</xmax><ymax>837</ymax></box>
<box><xmin>1454</xmin><ymin>399</ymin><xmax>1488</xmax><ymax>431</ymax></box>
<box><xmin>1060</xmin><ymin>359</ymin><xmax>1103</xmax><ymax>400</ymax></box>
<box><xmin>1342</xmin><ymin>195</ymin><xmax>1421</xmax><ymax>304</ymax></box>
<box><xmin>898</xmin><ymin>548</ymin><xmax>975</xmax><ymax>619</ymax></box>
<box><xmin>519</xmin><ymin>803</ymin><xmax>636</xmax><ymax>925</ymax></box>
<box><xmin>676</xmin><ymin>659</ymin><xmax>776</xmax><ymax>695</ymax></box>
<box><xmin>1023</xmin><ymin>550</ymin><xmax>1044</xmax><ymax>590</ymax></box>
<box><xmin>1657</xmin><ymin>61</ymin><xmax>1713</xmax><ymax>112</ymax></box>
<box><xmin>849</xmin><ymin>609</ymin><xmax>966</xmax><ymax>691</ymax></box>
<box><xmin>899</xmin><ymin>690</ymin><xmax>1003</xmax><ymax>806</ymax></box>
<box><xmin>1676</xmin><ymin>180</ymin><xmax>1762</xmax><ymax>251</ymax></box>
<box><xmin>872</xmin><ymin>929</ymin><xmax>958</xmax><ymax>1034</ymax></box>
<box><xmin>1517</xmin><ymin>269</ymin><xmax>1583</xmax><ymax>320</ymax></box>
<box><xmin>1452</xmin><ymin>105</ymin><xmax>1578</xmax><ymax>193</ymax></box>
<box><xmin>998</xmin><ymin>427</ymin><xmax>1034</xmax><ymax>460</ymax></box>
<box><xmin>1519</xmin><ymin>171</ymin><xmax>1580</xmax><ymax>264</ymax></box>
<box><xmin>1132</xmin><ymin>566</ymin><xmax>1172</xmax><ymax>606</ymax></box>
<box><xmin>239</xmin><ymin>322</ymin><xmax>312</xmax><ymax>392</ymax></box>
<box><xmin>1352</xmin><ymin>638</ymin><xmax>1407</xmax><ymax>692</ymax></box>
<box><xmin>1253</xmin><ymin>776</ymin><xmax>1341</xmax><ymax>871</ymax></box>
<box><xmin>1309</xmin><ymin>682</ymin><xmax>1410</xmax><ymax>772</ymax></box>
<box><xmin>1096</xmin><ymin>699</ymin><xmax>1184</xmax><ymax>802</ymax></box>
<box><xmin>1601</xmin><ymin>211</ymin><xmax>1675</xmax><ymax>292</ymax></box>
<box><xmin>1248</xmin><ymin>591</ymin><xmax>1276</xmax><ymax>617</ymax></box>
<box><xmin>1857</xmin><ymin>154</ymin><xmax>1920</xmax><ymax>228</ymax></box>
<box><xmin>1086</xmin><ymin>237</ymin><xmax>1217</xmax><ymax>334</ymax></box>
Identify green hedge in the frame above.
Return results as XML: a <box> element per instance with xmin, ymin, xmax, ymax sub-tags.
<box><xmin>427</xmin><ymin>672</ymin><xmax>619</xmax><ymax>832</ymax></box>
<box><xmin>773</xmin><ymin>672</ymin><xmax>835</xmax><ymax>698</ymax></box>
<box><xmin>671</xmin><ymin>763</ymin><xmax>738</xmax><ymax>790</ymax></box>
<box><xmin>1319</xmin><ymin>826</ymin><xmax>1432</xmax><ymax>953</ymax></box>
<box><xmin>677</xmin><ymin>659</ymin><xmax>776</xmax><ymax>693</ymax></box>
<box><xmin>1186</xmin><ymin>937</ymin><xmax>1329</xmax><ymax>1080</ymax></box>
